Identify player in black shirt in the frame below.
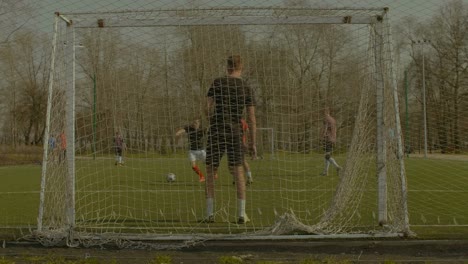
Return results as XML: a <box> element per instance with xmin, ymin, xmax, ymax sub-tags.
<box><xmin>175</xmin><ymin>119</ymin><xmax>206</xmax><ymax>182</ymax></box>
<box><xmin>203</xmin><ymin>55</ymin><xmax>257</xmax><ymax>224</ymax></box>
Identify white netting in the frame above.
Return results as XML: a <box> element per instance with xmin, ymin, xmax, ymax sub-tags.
<box><xmin>37</xmin><ymin>7</ymin><xmax>409</xmax><ymax>247</ymax></box>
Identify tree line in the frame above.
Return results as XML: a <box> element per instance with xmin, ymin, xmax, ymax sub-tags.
<box><xmin>395</xmin><ymin>0</ymin><xmax>468</xmax><ymax>153</ymax></box>
<box><xmin>1</xmin><ymin>0</ymin><xmax>467</xmax><ymax>156</ymax></box>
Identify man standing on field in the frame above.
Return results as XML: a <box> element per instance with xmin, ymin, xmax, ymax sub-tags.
<box><xmin>114</xmin><ymin>132</ymin><xmax>125</xmax><ymax>166</ymax></box>
<box><xmin>320</xmin><ymin>107</ymin><xmax>342</xmax><ymax>176</ymax></box>
<box><xmin>204</xmin><ymin>55</ymin><xmax>257</xmax><ymax>224</ymax></box>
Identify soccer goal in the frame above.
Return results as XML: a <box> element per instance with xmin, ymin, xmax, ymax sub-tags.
<box><xmin>38</xmin><ymin>7</ymin><xmax>409</xmax><ymax>248</ymax></box>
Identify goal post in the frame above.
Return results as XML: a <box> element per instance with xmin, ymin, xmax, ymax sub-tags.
<box><xmin>37</xmin><ymin>7</ymin><xmax>409</xmax><ymax>247</ymax></box>
<box><xmin>256</xmin><ymin>127</ymin><xmax>275</xmax><ymax>159</ymax></box>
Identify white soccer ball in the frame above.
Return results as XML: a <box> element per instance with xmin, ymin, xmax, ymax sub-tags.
<box><xmin>166</xmin><ymin>173</ymin><xmax>176</xmax><ymax>182</ymax></box>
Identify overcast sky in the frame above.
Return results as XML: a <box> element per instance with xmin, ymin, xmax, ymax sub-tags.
<box><xmin>18</xmin><ymin>0</ymin><xmax>463</xmax><ymax>34</ymax></box>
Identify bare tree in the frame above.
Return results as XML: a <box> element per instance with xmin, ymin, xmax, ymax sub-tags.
<box><xmin>265</xmin><ymin>22</ymin><xmax>351</xmax><ymax>153</ymax></box>
<box><xmin>179</xmin><ymin>25</ymin><xmax>247</xmax><ymax>103</ymax></box>
<box><xmin>76</xmin><ymin>29</ymin><xmax>123</xmax><ymax>152</ymax></box>
<box><xmin>0</xmin><ymin>0</ymin><xmax>31</xmax><ymax>45</ymax></box>
<box><xmin>76</xmin><ymin>28</ymin><xmax>172</xmax><ymax>154</ymax></box>
<box><xmin>423</xmin><ymin>0</ymin><xmax>468</xmax><ymax>153</ymax></box>
<box><xmin>0</xmin><ymin>31</ymin><xmax>50</xmax><ymax>145</ymax></box>
<box><xmin>0</xmin><ymin>0</ymin><xmax>33</xmax><ymax>144</ymax></box>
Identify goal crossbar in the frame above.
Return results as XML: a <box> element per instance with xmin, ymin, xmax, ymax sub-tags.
<box><xmin>57</xmin><ymin>7</ymin><xmax>388</xmax><ymax>28</ymax></box>
<box><xmin>69</xmin><ymin>15</ymin><xmax>379</xmax><ymax>28</ymax></box>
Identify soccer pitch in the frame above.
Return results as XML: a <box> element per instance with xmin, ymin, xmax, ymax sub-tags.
<box><xmin>0</xmin><ymin>154</ymin><xmax>467</xmax><ymax>238</ymax></box>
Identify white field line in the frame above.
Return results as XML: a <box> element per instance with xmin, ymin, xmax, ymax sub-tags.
<box><xmin>1</xmin><ymin>189</ymin><xmax>468</xmax><ymax>195</ymax></box>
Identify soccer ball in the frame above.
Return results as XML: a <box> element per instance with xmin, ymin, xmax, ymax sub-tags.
<box><xmin>166</xmin><ymin>173</ymin><xmax>176</xmax><ymax>182</ymax></box>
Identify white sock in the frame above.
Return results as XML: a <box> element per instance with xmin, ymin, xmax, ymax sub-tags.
<box><xmin>119</xmin><ymin>156</ymin><xmax>122</xmax><ymax>163</ymax></box>
<box><xmin>238</xmin><ymin>199</ymin><xmax>246</xmax><ymax>218</ymax></box>
<box><xmin>324</xmin><ymin>159</ymin><xmax>330</xmax><ymax>173</ymax></box>
<box><xmin>330</xmin><ymin>157</ymin><xmax>339</xmax><ymax>168</ymax></box>
<box><xmin>206</xmin><ymin>198</ymin><xmax>214</xmax><ymax>217</ymax></box>
<box><xmin>246</xmin><ymin>171</ymin><xmax>252</xmax><ymax>179</ymax></box>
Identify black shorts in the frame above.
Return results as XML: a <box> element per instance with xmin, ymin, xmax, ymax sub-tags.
<box><xmin>115</xmin><ymin>147</ymin><xmax>123</xmax><ymax>156</ymax></box>
<box><xmin>206</xmin><ymin>124</ymin><xmax>244</xmax><ymax>167</ymax></box>
<box><xmin>323</xmin><ymin>141</ymin><xmax>334</xmax><ymax>153</ymax></box>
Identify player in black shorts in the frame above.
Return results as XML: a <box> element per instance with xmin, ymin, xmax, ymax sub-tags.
<box><xmin>175</xmin><ymin>119</ymin><xmax>206</xmax><ymax>182</ymax></box>
<box><xmin>203</xmin><ymin>55</ymin><xmax>257</xmax><ymax>224</ymax></box>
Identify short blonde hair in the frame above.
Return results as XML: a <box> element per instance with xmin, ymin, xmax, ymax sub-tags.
<box><xmin>227</xmin><ymin>55</ymin><xmax>243</xmax><ymax>73</ymax></box>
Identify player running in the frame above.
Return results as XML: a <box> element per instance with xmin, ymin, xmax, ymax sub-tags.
<box><xmin>175</xmin><ymin>119</ymin><xmax>207</xmax><ymax>182</ymax></box>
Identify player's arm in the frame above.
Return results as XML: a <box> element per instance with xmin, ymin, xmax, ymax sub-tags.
<box><xmin>242</xmin><ymin>119</ymin><xmax>249</xmax><ymax>133</ymax></box>
<box><xmin>175</xmin><ymin>127</ymin><xmax>187</xmax><ymax>145</ymax></box>
<box><xmin>241</xmin><ymin>119</ymin><xmax>250</xmax><ymax>148</ymax></box>
<box><xmin>175</xmin><ymin>127</ymin><xmax>187</xmax><ymax>137</ymax></box>
<box><xmin>246</xmin><ymin>105</ymin><xmax>257</xmax><ymax>159</ymax></box>
<box><xmin>205</xmin><ymin>80</ymin><xmax>217</xmax><ymax>118</ymax></box>
<box><xmin>205</xmin><ymin>97</ymin><xmax>214</xmax><ymax>118</ymax></box>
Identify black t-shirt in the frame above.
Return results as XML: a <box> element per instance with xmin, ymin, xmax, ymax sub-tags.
<box><xmin>207</xmin><ymin>77</ymin><xmax>255</xmax><ymax>127</ymax></box>
<box><xmin>184</xmin><ymin>126</ymin><xmax>204</xmax><ymax>150</ymax></box>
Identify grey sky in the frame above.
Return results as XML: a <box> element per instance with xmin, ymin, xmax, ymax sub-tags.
<box><xmin>0</xmin><ymin>0</ymin><xmax>466</xmax><ymax>135</ymax></box>
<box><xmin>17</xmin><ymin>0</ymin><xmax>464</xmax><ymax>36</ymax></box>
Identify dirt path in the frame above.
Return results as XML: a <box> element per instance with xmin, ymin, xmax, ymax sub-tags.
<box><xmin>1</xmin><ymin>239</ymin><xmax>467</xmax><ymax>263</ymax></box>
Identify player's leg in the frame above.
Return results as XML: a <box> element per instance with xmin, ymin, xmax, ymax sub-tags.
<box><xmin>233</xmin><ymin>145</ymin><xmax>252</xmax><ymax>185</ymax></box>
<box><xmin>202</xmin><ymin>132</ymin><xmax>223</xmax><ymax>222</ymax></box>
<box><xmin>329</xmin><ymin>156</ymin><xmax>341</xmax><ymax>169</ymax></box>
<box><xmin>203</xmin><ymin>164</ymin><xmax>216</xmax><ymax>223</ymax></box>
<box><xmin>230</xmin><ymin>165</ymin><xmax>249</xmax><ymax>224</ymax></box>
<box><xmin>320</xmin><ymin>141</ymin><xmax>332</xmax><ymax>176</ymax></box>
<box><xmin>114</xmin><ymin>148</ymin><xmax>119</xmax><ymax>165</ymax></box>
<box><xmin>227</xmin><ymin>132</ymin><xmax>249</xmax><ymax>224</ymax></box>
<box><xmin>230</xmin><ymin>166</ymin><xmax>236</xmax><ymax>185</ymax></box>
<box><xmin>243</xmin><ymin>144</ymin><xmax>253</xmax><ymax>185</ymax></box>
<box><xmin>118</xmin><ymin>148</ymin><xmax>123</xmax><ymax>165</ymax></box>
<box><xmin>328</xmin><ymin>143</ymin><xmax>342</xmax><ymax>172</ymax></box>
<box><xmin>244</xmin><ymin>160</ymin><xmax>253</xmax><ymax>185</ymax></box>
<box><xmin>204</xmin><ymin>161</ymin><xmax>221</xmax><ymax>222</ymax></box>
<box><xmin>199</xmin><ymin>150</ymin><xmax>217</xmax><ymax>179</ymax></box>
<box><xmin>189</xmin><ymin>150</ymin><xmax>205</xmax><ymax>182</ymax></box>
<box><xmin>192</xmin><ymin>160</ymin><xmax>205</xmax><ymax>181</ymax></box>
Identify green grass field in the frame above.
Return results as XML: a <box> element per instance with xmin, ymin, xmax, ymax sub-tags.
<box><xmin>0</xmin><ymin>153</ymin><xmax>467</xmax><ymax>239</ymax></box>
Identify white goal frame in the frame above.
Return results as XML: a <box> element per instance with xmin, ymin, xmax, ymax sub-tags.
<box><xmin>257</xmin><ymin>127</ymin><xmax>275</xmax><ymax>159</ymax></box>
<box><xmin>38</xmin><ymin>7</ymin><xmax>409</xmax><ymax>245</ymax></box>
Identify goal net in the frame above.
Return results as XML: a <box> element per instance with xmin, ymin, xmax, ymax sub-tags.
<box><xmin>37</xmin><ymin>7</ymin><xmax>409</xmax><ymax>247</ymax></box>
<box><xmin>256</xmin><ymin>128</ymin><xmax>274</xmax><ymax>159</ymax></box>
